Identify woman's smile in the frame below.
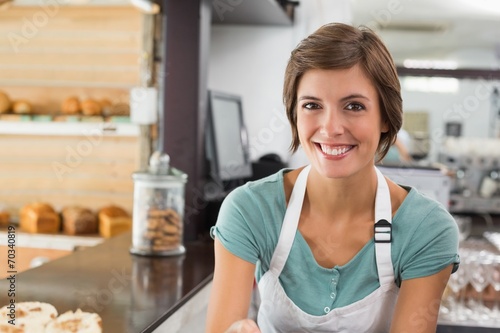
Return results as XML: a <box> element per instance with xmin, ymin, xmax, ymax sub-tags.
<box><xmin>316</xmin><ymin>143</ymin><xmax>356</xmax><ymax>158</ymax></box>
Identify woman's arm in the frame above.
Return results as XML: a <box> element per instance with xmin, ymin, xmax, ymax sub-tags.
<box><xmin>390</xmin><ymin>265</ymin><xmax>453</xmax><ymax>333</ymax></box>
<box><xmin>393</xmin><ymin>138</ymin><xmax>412</xmax><ymax>162</ymax></box>
<box><xmin>206</xmin><ymin>238</ymin><xmax>259</xmax><ymax>333</ymax></box>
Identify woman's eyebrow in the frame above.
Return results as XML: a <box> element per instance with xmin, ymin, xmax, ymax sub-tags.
<box><xmin>298</xmin><ymin>94</ymin><xmax>370</xmax><ymax>102</ymax></box>
<box><xmin>340</xmin><ymin>93</ymin><xmax>370</xmax><ymax>102</ymax></box>
<box><xmin>297</xmin><ymin>95</ymin><xmax>321</xmax><ymax>101</ymax></box>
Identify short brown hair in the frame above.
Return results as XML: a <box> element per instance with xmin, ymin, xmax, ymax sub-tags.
<box><xmin>283</xmin><ymin>23</ymin><xmax>402</xmax><ymax>162</ymax></box>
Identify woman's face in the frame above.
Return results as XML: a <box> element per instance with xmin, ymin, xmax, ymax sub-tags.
<box><xmin>296</xmin><ymin>64</ymin><xmax>387</xmax><ymax>179</ymax></box>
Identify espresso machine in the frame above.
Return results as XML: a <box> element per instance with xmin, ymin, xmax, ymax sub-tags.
<box><xmin>438</xmin><ymin>137</ymin><xmax>500</xmax><ymax>213</ymax></box>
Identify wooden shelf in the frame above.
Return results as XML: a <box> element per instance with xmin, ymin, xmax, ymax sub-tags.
<box><xmin>0</xmin><ymin>121</ymin><xmax>139</xmax><ymax>137</ymax></box>
<box><xmin>0</xmin><ymin>229</ymin><xmax>103</xmax><ymax>251</ymax></box>
<box><xmin>12</xmin><ymin>0</ymin><xmax>131</xmax><ymax>6</ymax></box>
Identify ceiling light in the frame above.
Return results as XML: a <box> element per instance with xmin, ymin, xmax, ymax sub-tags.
<box><xmin>403</xmin><ymin>59</ymin><xmax>458</xmax><ymax>70</ymax></box>
<box><xmin>460</xmin><ymin>0</ymin><xmax>500</xmax><ymax>14</ymax></box>
<box><xmin>402</xmin><ymin>77</ymin><xmax>459</xmax><ymax>94</ymax></box>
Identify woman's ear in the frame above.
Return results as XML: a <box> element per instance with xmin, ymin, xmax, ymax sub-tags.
<box><xmin>381</xmin><ymin>120</ymin><xmax>389</xmax><ymax>134</ymax></box>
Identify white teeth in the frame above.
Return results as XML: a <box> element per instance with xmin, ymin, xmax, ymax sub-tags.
<box><xmin>320</xmin><ymin>144</ymin><xmax>351</xmax><ymax>156</ymax></box>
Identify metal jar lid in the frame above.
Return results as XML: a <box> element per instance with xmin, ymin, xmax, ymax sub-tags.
<box><xmin>132</xmin><ymin>151</ymin><xmax>187</xmax><ymax>183</ymax></box>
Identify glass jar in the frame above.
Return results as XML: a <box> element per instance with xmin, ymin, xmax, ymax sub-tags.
<box><xmin>130</xmin><ymin>152</ymin><xmax>187</xmax><ymax>256</ymax></box>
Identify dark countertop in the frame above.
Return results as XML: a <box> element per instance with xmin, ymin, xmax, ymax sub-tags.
<box><xmin>0</xmin><ymin>231</ymin><xmax>214</xmax><ymax>333</ymax></box>
<box><xmin>438</xmin><ymin>325</ymin><xmax>500</xmax><ymax>333</ymax></box>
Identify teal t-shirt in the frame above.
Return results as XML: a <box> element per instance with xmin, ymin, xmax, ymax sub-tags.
<box><xmin>212</xmin><ymin>169</ymin><xmax>460</xmax><ymax>316</ymax></box>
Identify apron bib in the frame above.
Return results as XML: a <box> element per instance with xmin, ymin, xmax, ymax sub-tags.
<box><xmin>257</xmin><ymin>165</ymin><xmax>399</xmax><ymax>333</ymax></box>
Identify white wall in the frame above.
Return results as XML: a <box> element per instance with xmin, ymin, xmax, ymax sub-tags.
<box><xmin>208</xmin><ymin>1</ymin><xmax>500</xmax><ymax>166</ymax></box>
<box><xmin>208</xmin><ymin>0</ymin><xmax>352</xmax><ymax>164</ymax></box>
<box><xmin>401</xmin><ymin>78</ymin><xmax>500</xmax><ymax>161</ymax></box>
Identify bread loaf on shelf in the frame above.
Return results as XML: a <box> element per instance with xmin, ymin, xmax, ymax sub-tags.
<box><xmin>98</xmin><ymin>205</ymin><xmax>131</xmax><ymax>238</ymax></box>
<box><xmin>0</xmin><ymin>210</ymin><xmax>9</xmax><ymax>226</ymax></box>
<box><xmin>19</xmin><ymin>202</ymin><xmax>61</xmax><ymax>234</ymax></box>
<box><xmin>0</xmin><ymin>91</ymin><xmax>11</xmax><ymax>114</ymax></box>
<box><xmin>45</xmin><ymin>309</ymin><xmax>102</xmax><ymax>333</ymax></box>
<box><xmin>0</xmin><ymin>301</ymin><xmax>58</xmax><ymax>332</ymax></box>
<box><xmin>61</xmin><ymin>206</ymin><xmax>98</xmax><ymax>235</ymax></box>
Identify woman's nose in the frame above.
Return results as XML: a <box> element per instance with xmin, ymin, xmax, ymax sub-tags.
<box><xmin>319</xmin><ymin>109</ymin><xmax>344</xmax><ymax>137</ymax></box>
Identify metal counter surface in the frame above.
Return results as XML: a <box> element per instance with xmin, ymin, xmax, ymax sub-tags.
<box><xmin>0</xmin><ymin>231</ymin><xmax>214</xmax><ymax>333</ymax></box>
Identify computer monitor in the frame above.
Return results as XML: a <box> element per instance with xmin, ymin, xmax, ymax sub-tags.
<box><xmin>205</xmin><ymin>90</ymin><xmax>252</xmax><ymax>184</ymax></box>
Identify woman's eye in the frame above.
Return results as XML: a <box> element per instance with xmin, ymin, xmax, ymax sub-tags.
<box><xmin>303</xmin><ymin>102</ymin><xmax>320</xmax><ymax>110</ymax></box>
<box><xmin>345</xmin><ymin>103</ymin><xmax>364</xmax><ymax>111</ymax></box>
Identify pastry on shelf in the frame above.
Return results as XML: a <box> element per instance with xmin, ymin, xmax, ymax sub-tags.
<box><xmin>81</xmin><ymin>98</ymin><xmax>102</xmax><ymax>116</ymax></box>
<box><xmin>12</xmin><ymin>100</ymin><xmax>33</xmax><ymax>114</ymax></box>
<box><xmin>109</xmin><ymin>102</ymin><xmax>130</xmax><ymax>116</ymax></box>
<box><xmin>52</xmin><ymin>114</ymin><xmax>81</xmax><ymax>122</ymax></box>
<box><xmin>99</xmin><ymin>98</ymin><xmax>113</xmax><ymax>116</ymax></box>
<box><xmin>61</xmin><ymin>96</ymin><xmax>81</xmax><ymax>115</ymax></box>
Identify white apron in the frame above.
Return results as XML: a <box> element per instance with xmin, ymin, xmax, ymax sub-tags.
<box><xmin>256</xmin><ymin>165</ymin><xmax>399</xmax><ymax>333</ymax></box>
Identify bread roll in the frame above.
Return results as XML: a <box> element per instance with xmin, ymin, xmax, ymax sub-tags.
<box><xmin>0</xmin><ymin>301</ymin><xmax>58</xmax><ymax>333</ymax></box>
<box><xmin>81</xmin><ymin>99</ymin><xmax>102</xmax><ymax>116</ymax></box>
<box><xmin>109</xmin><ymin>102</ymin><xmax>130</xmax><ymax>116</ymax></box>
<box><xmin>12</xmin><ymin>100</ymin><xmax>32</xmax><ymax>114</ymax></box>
<box><xmin>98</xmin><ymin>205</ymin><xmax>131</xmax><ymax>238</ymax></box>
<box><xmin>98</xmin><ymin>99</ymin><xmax>113</xmax><ymax>116</ymax></box>
<box><xmin>0</xmin><ymin>91</ymin><xmax>11</xmax><ymax>114</ymax></box>
<box><xmin>62</xmin><ymin>206</ymin><xmax>98</xmax><ymax>235</ymax></box>
<box><xmin>61</xmin><ymin>97</ymin><xmax>80</xmax><ymax>115</ymax></box>
<box><xmin>44</xmin><ymin>309</ymin><xmax>102</xmax><ymax>333</ymax></box>
<box><xmin>20</xmin><ymin>202</ymin><xmax>61</xmax><ymax>234</ymax></box>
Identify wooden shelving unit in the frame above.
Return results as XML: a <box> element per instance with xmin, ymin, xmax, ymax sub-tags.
<box><xmin>0</xmin><ymin>6</ymin><xmax>149</xmax><ymax>216</ymax></box>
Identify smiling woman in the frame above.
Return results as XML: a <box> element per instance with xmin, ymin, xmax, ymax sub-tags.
<box><xmin>206</xmin><ymin>23</ymin><xmax>459</xmax><ymax>333</ymax></box>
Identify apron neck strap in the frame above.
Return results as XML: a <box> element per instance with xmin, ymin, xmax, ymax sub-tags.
<box><xmin>374</xmin><ymin>167</ymin><xmax>394</xmax><ymax>285</ymax></box>
<box><xmin>269</xmin><ymin>165</ymin><xmax>311</xmax><ymax>275</ymax></box>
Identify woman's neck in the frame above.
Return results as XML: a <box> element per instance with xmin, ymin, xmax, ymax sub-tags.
<box><xmin>304</xmin><ymin>165</ymin><xmax>378</xmax><ymax>221</ymax></box>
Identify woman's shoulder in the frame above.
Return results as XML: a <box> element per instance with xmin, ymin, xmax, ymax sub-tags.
<box><xmin>394</xmin><ymin>186</ymin><xmax>457</xmax><ymax>234</ymax></box>
<box><xmin>399</xmin><ymin>187</ymin><xmax>451</xmax><ymax>215</ymax></box>
<box><xmin>222</xmin><ymin>168</ymin><xmax>290</xmax><ymax>211</ymax></box>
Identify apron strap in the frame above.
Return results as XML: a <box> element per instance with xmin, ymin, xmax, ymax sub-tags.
<box><xmin>374</xmin><ymin>167</ymin><xmax>395</xmax><ymax>285</ymax></box>
<box><xmin>269</xmin><ymin>165</ymin><xmax>311</xmax><ymax>275</ymax></box>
